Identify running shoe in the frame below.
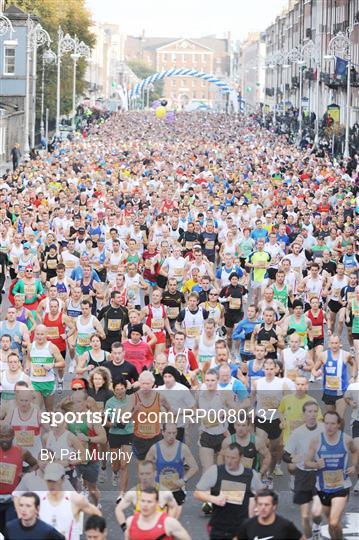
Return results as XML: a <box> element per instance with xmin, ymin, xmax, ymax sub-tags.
<box><xmin>312</xmin><ymin>524</ymin><xmax>321</xmax><ymax>540</ymax></box>
<box><xmin>68</xmin><ymin>359</ymin><xmax>76</xmax><ymax>374</ymax></box>
<box><xmin>309</xmin><ymin>373</ymin><xmax>315</xmax><ymax>382</ymax></box>
<box><xmin>98</xmin><ymin>468</ymin><xmax>106</xmax><ymax>483</ymax></box>
<box><xmin>201</xmin><ymin>502</ymin><xmax>213</xmax><ymax>515</ymax></box>
<box><xmin>353</xmin><ymin>478</ymin><xmax>359</xmax><ymax>494</ymax></box>
<box><xmin>262</xmin><ymin>475</ymin><xmax>274</xmax><ymax>490</ymax></box>
<box><xmin>112</xmin><ymin>471</ymin><xmax>119</xmax><ymax>488</ymax></box>
<box><xmin>274</xmin><ymin>464</ymin><xmax>284</xmax><ymax>476</ymax></box>
<box><xmin>57</xmin><ymin>379</ymin><xmax>64</xmax><ymax>394</ymax></box>
<box><xmin>289</xmin><ymin>475</ymin><xmax>295</xmax><ymax>491</ymax></box>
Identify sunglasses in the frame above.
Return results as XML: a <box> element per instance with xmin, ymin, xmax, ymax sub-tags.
<box><xmin>209</xmin><ymin>293</ymin><xmax>219</xmax><ymax>296</ymax></box>
<box><xmin>71</xmin><ymin>386</ymin><xmax>84</xmax><ymax>391</ymax></box>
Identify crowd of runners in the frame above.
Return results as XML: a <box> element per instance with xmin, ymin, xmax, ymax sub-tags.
<box><xmin>0</xmin><ymin>110</ymin><xmax>358</xmax><ymax>540</ymax></box>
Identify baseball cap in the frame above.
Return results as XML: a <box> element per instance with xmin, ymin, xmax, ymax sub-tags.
<box><xmin>44</xmin><ymin>463</ymin><xmax>65</xmax><ymax>481</ymax></box>
<box><xmin>23</xmin><ymin>242</ymin><xmax>30</xmax><ymax>249</ymax></box>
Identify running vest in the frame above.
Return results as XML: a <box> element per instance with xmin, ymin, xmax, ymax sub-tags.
<box><xmin>204</xmin><ymin>301</ymin><xmax>222</xmax><ymax>325</ymax></box>
<box><xmin>76</xmin><ymin>315</ymin><xmax>96</xmax><ymax>349</ymax></box>
<box><xmin>230</xmin><ymin>433</ymin><xmax>260</xmax><ymax>471</ymax></box>
<box><xmin>43</xmin><ymin>312</ymin><xmax>66</xmax><ymax>351</ymax></box>
<box><xmin>146</xmin><ymin>304</ymin><xmax>166</xmax><ymax>333</ymax></box>
<box><xmin>197</xmin><ymin>333</ymin><xmax>216</xmax><ymax>365</ymax></box>
<box><xmin>133</xmin><ymin>393</ymin><xmax>161</xmax><ymax>439</ymax></box>
<box><xmin>273</xmin><ymin>283</ymin><xmax>288</xmax><ymax>308</ymax></box>
<box><xmin>9</xmin><ymin>406</ymin><xmax>41</xmax><ymax>455</ymax></box>
<box><xmin>329</xmin><ymin>275</ymin><xmax>348</xmax><ymax>302</ymax></box>
<box><xmin>288</xmin><ymin>314</ymin><xmax>308</xmax><ymax>347</ymax></box>
<box><xmin>39</xmin><ymin>492</ymin><xmax>80</xmax><ymax>540</ymax></box>
<box><xmin>351</xmin><ymin>298</ymin><xmax>359</xmax><ymax>334</ymax></box>
<box><xmin>30</xmin><ymin>341</ymin><xmax>55</xmax><ymax>382</ymax></box>
<box><xmin>0</xmin><ymin>370</ymin><xmax>25</xmax><ymax>400</ymax></box>
<box><xmin>316</xmin><ymin>432</ymin><xmax>350</xmax><ymax>493</ymax></box>
<box><xmin>154</xmin><ymin>441</ymin><xmax>185</xmax><ymax>491</ymax></box>
<box><xmin>256</xmin><ymin>324</ymin><xmax>278</xmax><ymax>359</ymax></box>
<box><xmin>305</xmin><ymin>276</ymin><xmax>323</xmax><ymax>303</ymax></box>
<box><xmin>198</xmin><ymin>391</ymin><xmax>227</xmax><ymax>435</ymax></box>
<box><xmin>210</xmin><ymin>465</ymin><xmax>253</xmax><ymax>531</ymax></box>
<box><xmin>246</xmin><ymin>360</ymin><xmax>265</xmax><ymax>392</ymax></box>
<box><xmin>67</xmin><ymin>299</ymin><xmax>82</xmax><ymax>319</ymax></box>
<box><xmin>129</xmin><ymin>512</ymin><xmax>173</xmax><ymax>540</ymax></box>
<box><xmin>183</xmin><ymin>308</ymin><xmax>204</xmax><ymax>343</ymax></box>
<box><xmin>323</xmin><ymin>349</ymin><xmax>348</xmax><ymax>396</ymax></box>
<box><xmin>307</xmin><ymin>309</ymin><xmax>324</xmax><ymax>340</ymax></box>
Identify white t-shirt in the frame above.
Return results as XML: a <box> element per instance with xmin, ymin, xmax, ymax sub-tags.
<box><xmin>284</xmin><ymin>423</ymin><xmax>324</xmax><ymax>470</ymax></box>
<box><xmin>157</xmin><ymin>382</ymin><xmax>195</xmax><ymax>427</ymax></box>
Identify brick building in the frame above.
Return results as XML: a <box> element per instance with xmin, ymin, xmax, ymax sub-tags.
<box><xmin>125</xmin><ymin>33</ymin><xmax>233</xmax><ymax>108</ymax></box>
<box><xmin>263</xmin><ymin>0</ymin><xmax>359</xmax><ymax>125</ymax></box>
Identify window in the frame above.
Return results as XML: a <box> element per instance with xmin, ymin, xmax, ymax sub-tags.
<box><xmin>4</xmin><ymin>47</ymin><xmax>15</xmax><ymax>75</ymax></box>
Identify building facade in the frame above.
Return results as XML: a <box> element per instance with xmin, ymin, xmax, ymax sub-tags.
<box><xmin>85</xmin><ymin>22</ymin><xmax>138</xmax><ymax>106</ymax></box>
<box><xmin>263</xmin><ymin>0</ymin><xmax>359</xmax><ymax>125</ymax></box>
<box><xmin>0</xmin><ymin>5</ymin><xmax>35</xmax><ymax>162</ymax></box>
<box><xmin>125</xmin><ymin>33</ymin><xmax>234</xmax><ymax>109</ymax></box>
<box><xmin>240</xmin><ymin>33</ymin><xmax>266</xmax><ymax>111</ymax></box>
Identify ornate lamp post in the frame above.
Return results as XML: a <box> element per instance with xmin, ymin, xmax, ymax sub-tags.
<box><xmin>56</xmin><ymin>27</ymin><xmax>75</xmax><ymax>137</ymax></box>
<box><xmin>70</xmin><ymin>37</ymin><xmax>90</xmax><ymax>130</ymax></box>
<box><xmin>326</xmin><ymin>24</ymin><xmax>357</xmax><ymax>158</ymax></box>
<box><xmin>40</xmin><ymin>48</ymin><xmax>56</xmax><ymax>138</ymax></box>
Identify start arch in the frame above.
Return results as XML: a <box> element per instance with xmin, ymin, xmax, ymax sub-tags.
<box><xmin>129</xmin><ymin>68</ymin><xmax>232</xmax><ymax>99</ymax></box>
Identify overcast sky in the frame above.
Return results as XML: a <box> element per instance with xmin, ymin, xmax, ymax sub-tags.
<box><xmin>86</xmin><ymin>0</ymin><xmax>287</xmax><ymax>41</ymax></box>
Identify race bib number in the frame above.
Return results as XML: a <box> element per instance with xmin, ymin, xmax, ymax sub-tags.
<box><xmin>332</xmin><ymin>288</ymin><xmax>340</xmax><ymax>299</ymax></box>
<box><xmin>243</xmin><ymin>340</ymin><xmax>253</xmax><ymax>353</ymax></box>
<box><xmin>32</xmin><ymin>365</ymin><xmax>46</xmax><ymax>377</ymax></box>
<box><xmin>326</xmin><ymin>376</ymin><xmax>340</xmax><ymax>390</ymax></box>
<box><xmin>323</xmin><ymin>470</ymin><xmax>344</xmax><ymax>490</ymax></box>
<box><xmin>202</xmin><ymin>416</ymin><xmax>219</xmax><ymax>429</ymax></box>
<box><xmin>220</xmin><ymin>481</ymin><xmax>246</xmax><ymax>505</ymax></box>
<box><xmin>173</xmin><ymin>267</ymin><xmax>183</xmax><ymax>277</ymax></box>
<box><xmin>0</xmin><ymin>463</ymin><xmax>16</xmax><ymax>484</ymax></box>
<box><xmin>137</xmin><ymin>423</ymin><xmax>157</xmax><ymax>436</ymax></box>
<box><xmin>65</xmin><ymin>260</ymin><xmax>76</xmax><ymax>269</ymax></box>
<box><xmin>46</xmin><ymin>327</ymin><xmax>59</xmax><ymax>339</ymax></box>
<box><xmin>24</xmin><ymin>284</ymin><xmax>36</xmax><ymax>297</ymax></box>
<box><xmin>261</xmin><ymin>340</ymin><xmax>275</xmax><ymax>353</ymax></box>
<box><xmin>15</xmin><ymin>430</ymin><xmax>35</xmax><ymax>447</ymax></box>
<box><xmin>286</xmin><ymin>369</ymin><xmax>298</xmax><ymax>381</ymax></box>
<box><xmin>206</xmin><ymin>241</ymin><xmax>214</xmax><ymax>250</ymax></box>
<box><xmin>159</xmin><ymin>471</ymin><xmax>180</xmax><ymax>491</ymax></box>
<box><xmin>261</xmin><ymin>395</ymin><xmax>279</xmax><ymax>409</ymax></box>
<box><xmin>108</xmin><ymin>319</ymin><xmax>122</xmax><ymax>331</ymax></box>
<box><xmin>77</xmin><ymin>334</ymin><xmax>90</xmax><ymax>347</ymax></box>
<box><xmin>151</xmin><ymin>319</ymin><xmax>164</xmax><ymax>330</ymax></box>
<box><xmin>167</xmin><ymin>307</ymin><xmax>179</xmax><ymax>319</ymax></box>
<box><xmin>229</xmin><ymin>297</ymin><xmax>241</xmax><ymax>309</ymax></box>
<box><xmin>242</xmin><ymin>456</ymin><xmax>253</xmax><ymax>469</ymax></box>
<box><xmin>186</xmin><ymin>326</ymin><xmax>200</xmax><ymax>338</ymax></box>
<box><xmin>47</xmin><ymin>259</ymin><xmax>57</xmax><ymax>269</ymax></box>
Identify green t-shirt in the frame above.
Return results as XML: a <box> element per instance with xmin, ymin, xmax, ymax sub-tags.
<box><xmin>248</xmin><ymin>250</ymin><xmax>271</xmax><ymax>282</ymax></box>
<box><xmin>105</xmin><ymin>395</ymin><xmax>134</xmax><ymax>435</ymax></box>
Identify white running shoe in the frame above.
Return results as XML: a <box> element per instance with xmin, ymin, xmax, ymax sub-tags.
<box><xmin>98</xmin><ymin>468</ymin><xmax>106</xmax><ymax>483</ymax></box>
<box><xmin>112</xmin><ymin>471</ymin><xmax>119</xmax><ymax>488</ymax></box>
<box><xmin>274</xmin><ymin>464</ymin><xmax>284</xmax><ymax>476</ymax></box>
<box><xmin>68</xmin><ymin>359</ymin><xmax>76</xmax><ymax>374</ymax></box>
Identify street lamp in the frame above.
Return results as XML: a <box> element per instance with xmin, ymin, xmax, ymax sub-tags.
<box><xmin>40</xmin><ymin>48</ymin><xmax>56</xmax><ymax>139</ymax></box>
<box><xmin>70</xmin><ymin>36</ymin><xmax>90</xmax><ymax>130</ymax></box>
<box><xmin>0</xmin><ymin>10</ymin><xmax>14</xmax><ymax>36</ymax></box>
<box><xmin>265</xmin><ymin>51</ymin><xmax>286</xmax><ymax>126</ymax></box>
<box><xmin>146</xmin><ymin>83</ymin><xmax>154</xmax><ymax>108</ymax></box>
<box><xmin>56</xmin><ymin>27</ymin><xmax>75</xmax><ymax>137</ymax></box>
<box><xmin>326</xmin><ymin>23</ymin><xmax>357</xmax><ymax>158</ymax></box>
<box><xmin>24</xmin><ymin>17</ymin><xmax>50</xmax><ymax>154</ymax></box>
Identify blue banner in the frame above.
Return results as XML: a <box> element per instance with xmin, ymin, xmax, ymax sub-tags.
<box><xmin>335</xmin><ymin>57</ymin><xmax>348</xmax><ymax>78</ymax></box>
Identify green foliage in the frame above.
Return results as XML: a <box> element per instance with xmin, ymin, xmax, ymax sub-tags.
<box><xmin>127</xmin><ymin>60</ymin><xmax>164</xmax><ymax>102</ymax></box>
<box><xmin>5</xmin><ymin>0</ymin><xmax>95</xmax><ymax>121</ymax></box>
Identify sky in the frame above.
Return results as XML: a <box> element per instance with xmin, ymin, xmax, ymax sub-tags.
<box><xmin>86</xmin><ymin>0</ymin><xmax>287</xmax><ymax>41</ymax></box>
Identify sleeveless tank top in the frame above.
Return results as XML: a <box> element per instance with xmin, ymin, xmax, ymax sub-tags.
<box><xmin>39</xmin><ymin>492</ymin><xmax>79</xmax><ymax>540</ymax></box>
<box><xmin>30</xmin><ymin>341</ymin><xmax>55</xmax><ymax>382</ymax></box>
<box><xmin>316</xmin><ymin>432</ymin><xmax>350</xmax><ymax>493</ymax></box>
<box><xmin>129</xmin><ymin>512</ymin><xmax>173</xmax><ymax>540</ymax></box>
<box><xmin>154</xmin><ymin>441</ymin><xmax>184</xmax><ymax>491</ymax></box>
<box><xmin>133</xmin><ymin>393</ymin><xmax>161</xmax><ymax>439</ymax></box>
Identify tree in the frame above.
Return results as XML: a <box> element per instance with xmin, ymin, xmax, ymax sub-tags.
<box><xmin>127</xmin><ymin>60</ymin><xmax>164</xmax><ymax>102</ymax></box>
<box><xmin>5</xmin><ymin>0</ymin><xmax>95</xmax><ymax>124</ymax></box>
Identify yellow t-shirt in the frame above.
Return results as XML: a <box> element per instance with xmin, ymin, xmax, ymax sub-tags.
<box><xmin>278</xmin><ymin>393</ymin><xmax>323</xmax><ymax>444</ymax></box>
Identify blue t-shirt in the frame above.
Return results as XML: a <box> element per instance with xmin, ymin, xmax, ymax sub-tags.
<box><xmin>4</xmin><ymin>518</ymin><xmax>65</xmax><ymax>540</ymax></box>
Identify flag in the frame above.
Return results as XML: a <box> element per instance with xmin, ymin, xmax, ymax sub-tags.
<box><xmin>335</xmin><ymin>57</ymin><xmax>348</xmax><ymax>79</ymax></box>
